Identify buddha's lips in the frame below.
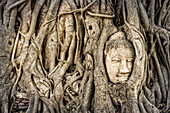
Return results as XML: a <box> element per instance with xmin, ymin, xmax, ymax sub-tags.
<box><xmin>116</xmin><ymin>74</ymin><xmax>130</xmax><ymax>77</ymax></box>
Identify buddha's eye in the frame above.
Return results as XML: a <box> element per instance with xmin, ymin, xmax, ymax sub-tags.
<box><xmin>112</xmin><ymin>58</ymin><xmax>121</xmax><ymax>62</ymax></box>
<box><xmin>127</xmin><ymin>59</ymin><xmax>134</xmax><ymax>62</ymax></box>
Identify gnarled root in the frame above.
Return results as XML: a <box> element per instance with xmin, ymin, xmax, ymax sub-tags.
<box><xmin>139</xmin><ymin>92</ymin><xmax>159</xmax><ymax>113</ymax></box>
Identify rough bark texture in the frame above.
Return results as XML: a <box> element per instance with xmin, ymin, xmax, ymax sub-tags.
<box><xmin>0</xmin><ymin>0</ymin><xmax>169</xmax><ymax>113</ymax></box>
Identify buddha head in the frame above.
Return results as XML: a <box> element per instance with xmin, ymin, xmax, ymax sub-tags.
<box><xmin>105</xmin><ymin>32</ymin><xmax>135</xmax><ymax>84</ymax></box>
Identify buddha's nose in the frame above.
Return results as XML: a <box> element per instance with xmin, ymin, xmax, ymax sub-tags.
<box><xmin>120</xmin><ymin>59</ymin><xmax>130</xmax><ymax>74</ymax></box>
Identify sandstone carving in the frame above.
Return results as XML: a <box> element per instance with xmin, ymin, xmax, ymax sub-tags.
<box><xmin>105</xmin><ymin>32</ymin><xmax>135</xmax><ymax>84</ymax></box>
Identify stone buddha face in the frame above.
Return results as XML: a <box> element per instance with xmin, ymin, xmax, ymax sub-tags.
<box><xmin>105</xmin><ymin>39</ymin><xmax>135</xmax><ymax>84</ymax></box>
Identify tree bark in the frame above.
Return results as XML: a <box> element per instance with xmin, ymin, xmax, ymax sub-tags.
<box><xmin>0</xmin><ymin>0</ymin><xmax>169</xmax><ymax>113</ymax></box>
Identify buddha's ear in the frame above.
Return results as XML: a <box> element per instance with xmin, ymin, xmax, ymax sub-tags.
<box><xmin>132</xmin><ymin>38</ymin><xmax>143</xmax><ymax>60</ymax></box>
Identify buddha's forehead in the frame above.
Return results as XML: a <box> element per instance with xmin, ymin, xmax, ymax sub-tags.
<box><xmin>108</xmin><ymin>47</ymin><xmax>134</xmax><ymax>58</ymax></box>
<box><xmin>105</xmin><ymin>39</ymin><xmax>134</xmax><ymax>54</ymax></box>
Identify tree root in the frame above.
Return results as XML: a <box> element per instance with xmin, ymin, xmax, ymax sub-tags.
<box><xmin>1</xmin><ymin>0</ymin><xmax>170</xmax><ymax>113</ymax></box>
<box><xmin>0</xmin><ymin>1</ymin><xmax>7</xmax><ymax>24</ymax></box>
<box><xmin>139</xmin><ymin>92</ymin><xmax>159</xmax><ymax>113</ymax></box>
<box><xmin>86</xmin><ymin>11</ymin><xmax>115</xmax><ymax>18</ymax></box>
<box><xmin>42</xmin><ymin>0</ymin><xmax>97</xmax><ymax>27</ymax></box>
<box><xmin>77</xmin><ymin>70</ymin><xmax>93</xmax><ymax>112</ymax></box>
<box><xmin>5</xmin><ymin>0</ymin><xmax>27</xmax><ymax>12</ymax></box>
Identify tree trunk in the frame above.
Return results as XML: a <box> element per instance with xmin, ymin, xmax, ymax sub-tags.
<box><xmin>0</xmin><ymin>0</ymin><xmax>169</xmax><ymax>113</ymax></box>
